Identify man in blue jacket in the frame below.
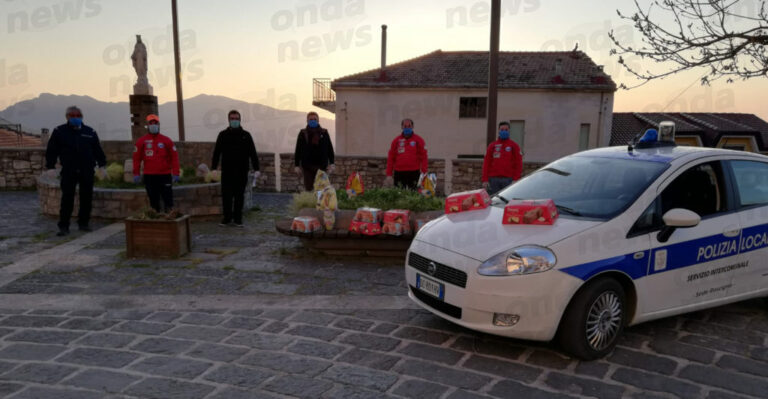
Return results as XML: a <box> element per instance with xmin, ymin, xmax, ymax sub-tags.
<box><xmin>45</xmin><ymin>106</ymin><xmax>107</xmax><ymax>236</ymax></box>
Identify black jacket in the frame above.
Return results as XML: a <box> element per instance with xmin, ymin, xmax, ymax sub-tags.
<box><xmin>45</xmin><ymin>123</ymin><xmax>107</xmax><ymax>172</ymax></box>
<box><xmin>294</xmin><ymin>127</ymin><xmax>335</xmax><ymax>168</ymax></box>
<box><xmin>212</xmin><ymin>127</ymin><xmax>259</xmax><ymax>172</ymax></box>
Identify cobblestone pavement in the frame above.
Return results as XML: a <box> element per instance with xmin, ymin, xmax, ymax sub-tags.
<box><xmin>0</xmin><ymin>191</ymin><xmax>765</xmax><ymax>398</ymax></box>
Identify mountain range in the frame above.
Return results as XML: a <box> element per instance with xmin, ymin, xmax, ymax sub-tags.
<box><xmin>0</xmin><ymin>93</ymin><xmax>334</xmax><ymax>154</ymax></box>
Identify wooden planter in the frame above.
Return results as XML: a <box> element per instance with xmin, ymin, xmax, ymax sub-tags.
<box><xmin>125</xmin><ymin>214</ymin><xmax>191</xmax><ymax>258</ymax></box>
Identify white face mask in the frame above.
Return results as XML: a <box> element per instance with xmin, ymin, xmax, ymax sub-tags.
<box><xmin>148</xmin><ymin>124</ymin><xmax>160</xmax><ymax>134</ymax></box>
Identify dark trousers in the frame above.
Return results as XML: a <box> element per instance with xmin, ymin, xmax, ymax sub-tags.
<box><xmin>59</xmin><ymin>169</ymin><xmax>94</xmax><ymax>229</ymax></box>
<box><xmin>144</xmin><ymin>174</ymin><xmax>174</xmax><ymax>212</ymax></box>
<box><xmin>301</xmin><ymin>165</ymin><xmax>323</xmax><ymax>191</ymax></box>
<box><xmin>488</xmin><ymin>177</ymin><xmax>514</xmax><ymax>195</ymax></box>
<box><xmin>394</xmin><ymin>170</ymin><xmax>421</xmax><ymax>190</ymax></box>
<box><xmin>221</xmin><ymin>170</ymin><xmax>248</xmax><ymax>223</ymax></box>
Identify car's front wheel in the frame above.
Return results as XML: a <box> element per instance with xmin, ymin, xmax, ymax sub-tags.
<box><xmin>557</xmin><ymin>278</ymin><xmax>625</xmax><ymax>360</ymax></box>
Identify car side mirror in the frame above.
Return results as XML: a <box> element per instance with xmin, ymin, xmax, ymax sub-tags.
<box><xmin>657</xmin><ymin>208</ymin><xmax>701</xmax><ymax>243</ymax></box>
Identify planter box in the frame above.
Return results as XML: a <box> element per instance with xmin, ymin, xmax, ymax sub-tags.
<box><xmin>125</xmin><ymin>214</ymin><xmax>191</xmax><ymax>258</ymax></box>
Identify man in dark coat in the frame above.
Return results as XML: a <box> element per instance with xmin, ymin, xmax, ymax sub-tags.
<box><xmin>212</xmin><ymin>110</ymin><xmax>260</xmax><ymax>227</ymax></box>
<box><xmin>294</xmin><ymin>111</ymin><xmax>335</xmax><ymax>191</ymax></box>
<box><xmin>45</xmin><ymin>106</ymin><xmax>107</xmax><ymax>236</ymax></box>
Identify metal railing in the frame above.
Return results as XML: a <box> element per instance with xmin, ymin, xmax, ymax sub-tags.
<box><xmin>312</xmin><ymin>78</ymin><xmax>335</xmax><ymax>103</ymax></box>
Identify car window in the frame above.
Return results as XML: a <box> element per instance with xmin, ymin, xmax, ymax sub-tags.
<box><xmin>730</xmin><ymin>160</ymin><xmax>768</xmax><ymax>207</ymax></box>
<box><xmin>628</xmin><ymin>198</ymin><xmax>663</xmax><ymax>236</ymax></box>
<box><xmin>496</xmin><ymin>155</ymin><xmax>668</xmax><ymax>219</ymax></box>
<box><xmin>660</xmin><ymin>161</ymin><xmax>728</xmax><ymax>218</ymax></box>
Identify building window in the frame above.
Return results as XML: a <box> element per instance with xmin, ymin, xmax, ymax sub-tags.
<box><xmin>579</xmin><ymin>124</ymin><xmax>590</xmax><ymax>151</ymax></box>
<box><xmin>509</xmin><ymin>121</ymin><xmax>525</xmax><ymax>152</ymax></box>
<box><xmin>459</xmin><ymin>97</ymin><xmax>487</xmax><ymax>118</ymax></box>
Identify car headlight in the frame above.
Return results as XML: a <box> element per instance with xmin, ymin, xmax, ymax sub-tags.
<box><xmin>478</xmin><ymin>245</ymin><xmax>557</xmax><ymax>276</ymax></box>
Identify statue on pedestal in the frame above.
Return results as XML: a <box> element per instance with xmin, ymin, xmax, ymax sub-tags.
<box><xmin>131</xmin><ymin>35</ymin><xmax>153</xmax><ymax>95</ymax></box>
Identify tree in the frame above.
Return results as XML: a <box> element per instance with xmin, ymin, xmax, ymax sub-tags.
<box><xmin>609</xmin><ymin>0</ymin><xmax>767</xmax><ymax>88</ymax></box>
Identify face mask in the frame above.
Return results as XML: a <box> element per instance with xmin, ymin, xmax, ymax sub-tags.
<box><xmin>229</xmin><ymin>120</ymin><xmax>240</xmax><ymax>129</ymax></box>
<box><xmin>403</xmin><ymin>128</ymin><xmax>413</xmax><ymax>137</ymax></box>
<box><xmin>68</xmin><ymin>117</ymin><xmax>82</xmax><ymax>127</ymax></box>
<box><xmin>499</xmin><ymin>130</ymin><xmax>510</xmax><ymax>140</ymax></box>
<box><xmin>308</xmin><ymin>120</ymin><xmax>319</xmax><ymax>128</ymax></box>
<box><xmin>148</xmin><ymin>124</ymin><xmax>160</xmax><ymax>134</ymax></box>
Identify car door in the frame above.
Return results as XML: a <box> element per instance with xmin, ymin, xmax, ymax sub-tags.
<box><xmin>639</xmin><ymin>160</ymin><xmax>741</xmax><ymax>314</ymax></box>
<box><xmin>726</xmin><ymin>159</ymin><xmax>768</xmax><ymax>297</ymax></box>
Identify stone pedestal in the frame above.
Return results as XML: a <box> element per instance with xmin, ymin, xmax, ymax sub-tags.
<box><xmin>129</xmin><ymin>94</ymin><xmax>158</xmax><ymax>142</ymax></box>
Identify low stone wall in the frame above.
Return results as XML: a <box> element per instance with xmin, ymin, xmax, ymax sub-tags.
<box><xmin>0</xmin><ymin>147</ymin><xmax>45</xmax><ymax>189</ymax></box>
<box><xmin>38</xmin><ymin>177</ymin><xmax>254</xmax><ymax>219</ymax></box>
<box><xmin>279</xmin><ymin>153</ymin><xmax>446</xmax><ymax>194</ymax></box>
<box><xmin>101</xmin><ymin>141</ymin><xmax>277</xmax><ymax>192</ymax></box>
<box><xmin>452</xmin><ymin>159</ymin><xmax>547</xmax><ymax>193</ymax></box>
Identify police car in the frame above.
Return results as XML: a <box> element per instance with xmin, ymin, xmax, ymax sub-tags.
<box><xmin>405</xmin><ymin>122</ymin><xmax>768</xmax><ymax>359</ymax></box>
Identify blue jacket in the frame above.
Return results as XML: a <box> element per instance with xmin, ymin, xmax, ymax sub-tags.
<box><xmin>45</xmin><ymin>123</ymin><xmax>107</xmax><ymax>172</ymax></box>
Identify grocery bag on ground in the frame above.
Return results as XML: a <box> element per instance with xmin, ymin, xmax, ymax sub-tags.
<box><xmin>346</xmin><ymin>172</ymin><xmax>365</xmax><ymax>198</ymax></box>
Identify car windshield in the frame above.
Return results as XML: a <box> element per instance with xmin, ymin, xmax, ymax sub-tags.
<box><xmin>495</xmin><ymin>154</ymin><xmax>669</xmax><ymax>219</ymax></box>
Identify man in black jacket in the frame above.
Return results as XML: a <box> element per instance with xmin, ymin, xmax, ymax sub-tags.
<box><xmin>45</xmin><ymin>106</ymin><xmax>107</xmax><ymax>236</ymax></box>
<box><xmin>212</xmin><ymin>110</ymin><xmax>260</xmax><ymax>227</ymax></box>
<box><xmin>294</xmin><ymin>111</ymin><xmax>335</xmax><ymax>191</ymax></box>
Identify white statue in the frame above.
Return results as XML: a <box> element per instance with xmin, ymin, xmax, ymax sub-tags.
<box><xmin>131</xmin><ymin>35</ymin><xmax>153</xmax><ymax>95</ymax></box>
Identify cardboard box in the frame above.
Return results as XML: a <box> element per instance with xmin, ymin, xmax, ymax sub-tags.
<box><xmin>445</xmin><ymin>189</ymin><xmax>491</xmax><ymax>214</ymax></box>
<box><xmin>353</xmin><ymin>207</ymin><xmax>383</xmax><ymax>223</ymax></box>
<box><xmin>291</xmin><ymin>216</ymin><xmax>323</xmax><ymax>232</ymax></box>
<box><xmin>383</xmin><ymin>209</ymin><xmax>411</xmax><ymax>236</ymax></box>
<box><xmin>349</xmin><ymin>220</ymin><xmax>382</xmax><ymax>236</ymax></box>
<box><xmin>502</xmin><ymin>199</ymin><xmax>559</xmax><ymax>225</ymax></box>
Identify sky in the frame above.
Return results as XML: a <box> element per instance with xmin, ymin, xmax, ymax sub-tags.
<box><xmin>1</xmin><ymin>0</ymin><xmax>766</xmax><ymax>123</ymax></box>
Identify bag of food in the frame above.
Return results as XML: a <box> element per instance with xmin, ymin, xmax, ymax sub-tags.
<box><xmin>353</xmin><ymin>207</ymin><xmax>383</xmax><ymax>223</ymax></box>
<box><xmin>503</xmin><ymin>199</ymin><xmax>559</xmax><ymax>225</ymax></box>
<box><xmin>322</xmin><ymin>209</ymin><xmax>336</xmax><ymax>230</ymax></box>
<box><xmin>291</xmin><ymin>216</ymin><xmax>323</xmax><ymax>233</ymax></box>
<box><xmin>346</xmin><ymin>172</ymin><xmax>364</xmax><ymax>198</ymax></box>
<box><xmin>445</xmin><ymin>189</ymin><xmax>491</xmax><ymax>214</ymax></box>
<box><xmin>313</xmin><ymin>169</ymin><xmax>331</xmax><ymax>192</ymax></box>
<box><xmin>316</xmin><ymin>186</ymin><xmax>338</xmax><ymax>211</ymax></box>
<box><xmin>417</xmin><ymin>173</ymin><xmax>437</xmax><ymax>198</ymax></box>
<box><xmin>382</xmin><ymin>209</ymin><xmax>411</xmax><ymax>236</ymax></box>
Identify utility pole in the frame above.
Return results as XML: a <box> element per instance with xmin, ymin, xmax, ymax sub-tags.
<box><xmin>171</xmin><ymin>0</ymin><xmax>186</xmax><ymax>141</ymax></box>
<box><xmin>486</xmin><ymin>0</ymin><xmax>500</xmax><ymax>145</ymax></box>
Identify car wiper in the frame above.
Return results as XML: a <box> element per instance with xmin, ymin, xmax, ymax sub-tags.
<box><xmin>556</xmin><ymin>205</ymin><xmax>581</xmax><ymax>216</ymax></box>
<box><xmin>541</xmin><ymin>167</ymin><xmax>571</xmax><ymax>176</ymax></box>
<box><xmin>493</xmin><ymin>194</ymin><xmax>509</xmax><ymax>204</ymax></box>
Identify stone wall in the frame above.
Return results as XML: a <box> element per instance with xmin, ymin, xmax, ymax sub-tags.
<box><xmin>38</xmin><ymin>177</ymin><xmax>255</xmax><ymax>219</ymax></box>
<box><xmin>101</xmin><ymin>141</ymin><xmax>277</xmax><ymax>192</ymax></box>
<box><xmin>279</xmin><ymin>153</ymin><xmax>446</xmax><ymax>194</ymax></box>
<box><xmin>0</xmin><ymin>147</ymin><xmax>45</xmax><ymax>189</ymax></box>
<box><xmin>452</xmin><ymin>159</ymin><xmax>547</xmax><ymax>193</ymax></box>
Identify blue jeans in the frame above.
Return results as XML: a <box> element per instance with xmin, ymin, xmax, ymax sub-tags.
<box><xmin>488</xmin><ymin>177</ymin><xmax>514</xmax><ymax>195</ymax></box>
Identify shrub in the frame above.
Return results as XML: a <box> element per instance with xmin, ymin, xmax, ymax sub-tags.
<box><xmin>290</xmin><ymin>191</ymin><xmax>317</xmax><ymax>215</ymax></box>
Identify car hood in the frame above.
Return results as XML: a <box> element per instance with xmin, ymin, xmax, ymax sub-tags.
<box><xmin>414</xmin><ymin>206</ymin><xmax>601</xmax><ymax>262</ymax></box>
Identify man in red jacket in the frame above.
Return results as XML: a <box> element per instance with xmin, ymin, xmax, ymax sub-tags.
<box><xmin>133</xmin><ymin>114</ymin><xmax>180</xmax><ymax>212</ymax></box>
<box><xmin>482</xmin><ymin>121</ymin><xmax>522</xmax><ymax>194</ymax></box>
<box><xmin>385</xmin><ymin>118</ymin><xmax>428</xmax><ymax>189</ymax></box>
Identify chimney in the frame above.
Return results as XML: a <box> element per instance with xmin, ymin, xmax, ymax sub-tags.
<box><xmin>378</xmin><ymin>24</ymin><xmax>388</xmax><ymax>81</ymax></box>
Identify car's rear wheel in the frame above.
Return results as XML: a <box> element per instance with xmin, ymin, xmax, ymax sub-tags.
<box><xmin>557</xmin><ymin>278</ymin><xmax>625</xmax><ymax>360</ymax></box>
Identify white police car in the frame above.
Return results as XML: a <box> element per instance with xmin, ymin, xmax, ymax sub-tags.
<box><xmin>405</xmin><ymin>123</ymin><xmax>768</xmax><ymax>359</ymax></box>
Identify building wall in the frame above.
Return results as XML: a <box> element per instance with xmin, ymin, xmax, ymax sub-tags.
<box><xmin>333</xmin><ymin>88</ymin><xmax>614</xmax><ymax>162</ymax></box>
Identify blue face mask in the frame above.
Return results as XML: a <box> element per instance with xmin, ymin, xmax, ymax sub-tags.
<box><xmin>229</xmin><ymin>120</ymin><xmax>240</xmax><ymax>129</ymax></box>
<box><xmin>148</xmin><ymin>124</ymin><xmax>160</xmax><ymax>134</ymax></box>
<box><xmin>308</xmin><ymin>120</ymin><xmax>319</xmax><ymax>128</ymax></box>
<box><xmin>403</xmin><ymin>128</ymin><xmax>413</xmax><ymax>137</ymax></box>
<box><xmin>69</xmin><ymin>117</ymin><xmax>82</xmax><ymax>127</ymax></box>
<box><xmin>499</xmin><ymin>130</ymin><xmax>510</xmax><ymax>140</ymax></box>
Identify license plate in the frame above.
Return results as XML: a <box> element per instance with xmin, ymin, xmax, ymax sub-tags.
<box><xmin>416</xmin><ymin>274</ymin><xmax>444</xmax><ymax>300</ymax></box>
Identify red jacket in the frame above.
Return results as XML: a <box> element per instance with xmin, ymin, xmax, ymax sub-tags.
<box><xmin>133</xmin><ymin>133</ymin><xmax>180</xmax><ymax>176</ymax></box>
<box><xmin>482</xmin><ymin>139</ymin><xmax>522</xmax><ymax>182</ymax></box>
<box><xmin>386</xmin><ymin>133</ymin><xmax>428</xmax><ymax>176</ymax></box>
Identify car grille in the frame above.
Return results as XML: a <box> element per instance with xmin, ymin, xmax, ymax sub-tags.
<box><xmin>410</xmin><ymin>286</ymin><xmax>462</xmax><ymax>319</ymax></box>
<box><xmin>408</xmin><ymin>252</ymin><xmax>468</xmax><ymax>288</ymax></box>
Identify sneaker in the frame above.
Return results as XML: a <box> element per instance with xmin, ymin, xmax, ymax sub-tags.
<box><xmin>219</xmin><ymin>219</ymin><xmax>231</xmax><ymax>227</ymax></box>
<box><xmin>56</xmin><ymin>227</ymin><xmax>70</xmax><ymax>236</ymax></box>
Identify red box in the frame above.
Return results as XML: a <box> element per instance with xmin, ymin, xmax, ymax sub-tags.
<box><xmin>349</xmin><ymin>220</ymin><xmax>382</xmax><ymax>236</ymax></box>
<box><xmin>382</xmin><ymin>209</ymin><xmax>411</xmax><ymax>236</ymax></box>
<box><xmin>291</xmin><ymin>216</ymin><xmax>323</xmax><ymax>232</ymax></box>
<box><xmin>502</xmin><ymin>199</ymin><xmax>559</xmax><ymax>225</ymax></box>
<box><xmin>445</xmin><ymin>189</ymin><xmax>491</xmax><ymax>214</ymax></box>
<box><xmin>353</xmin><ymin>207</ymin><xmax>383</xmax><ymax>223</ymax></box>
